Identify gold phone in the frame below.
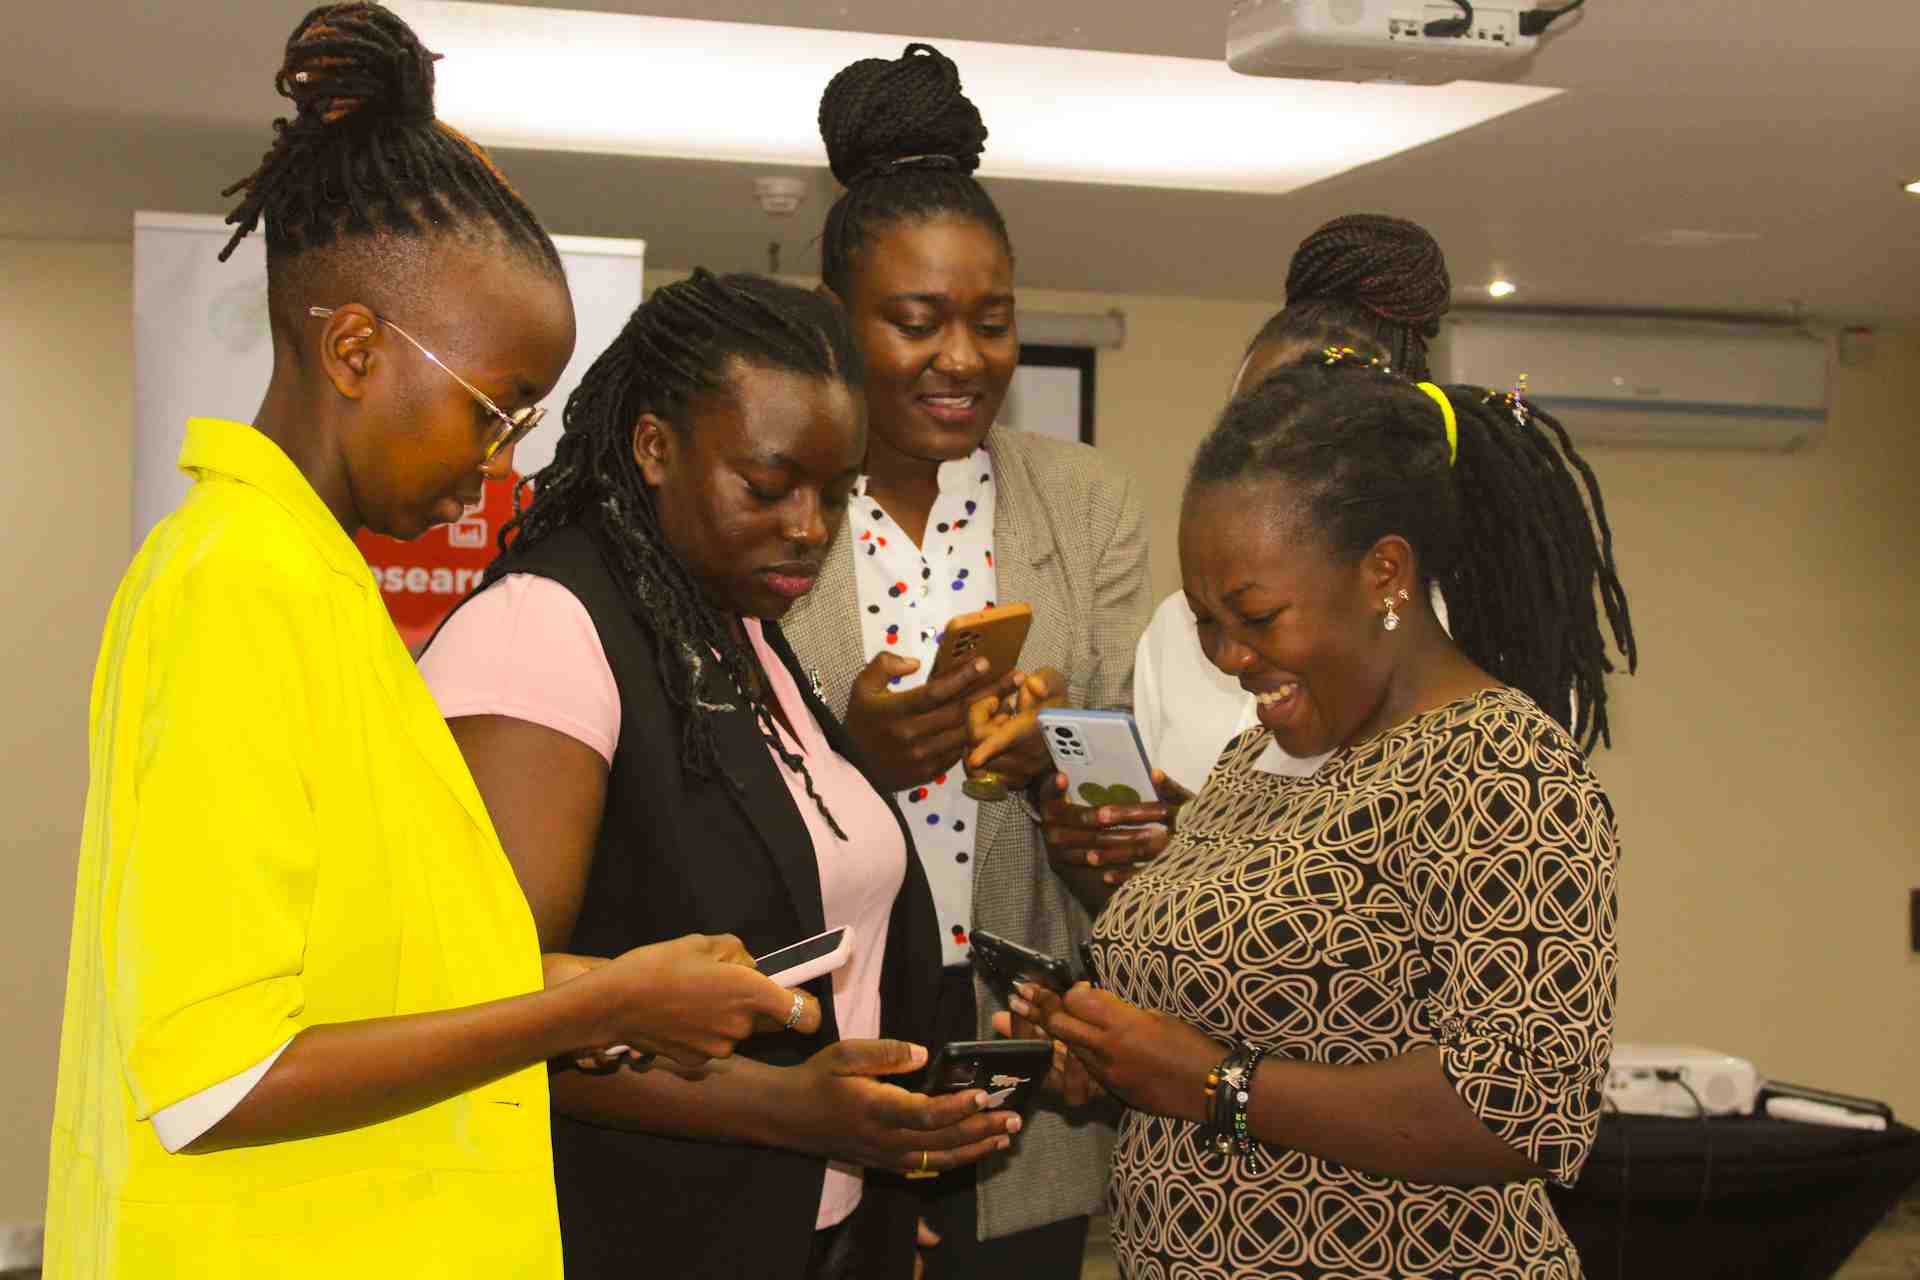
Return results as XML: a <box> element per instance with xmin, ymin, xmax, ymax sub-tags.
<box><xmin>928</xmin><ymin>603</ymin><xmax>1033</xmax><ymax>685</ymax></box>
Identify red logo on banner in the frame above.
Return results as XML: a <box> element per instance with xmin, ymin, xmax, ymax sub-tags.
<box><xmin>354</xmin><ymin>474</ymin><xmax>523</xmax><ymax>652</ymax></box>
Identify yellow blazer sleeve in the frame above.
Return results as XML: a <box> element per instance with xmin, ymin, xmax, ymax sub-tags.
<box><xmin>113</xmin><ymin>547</ymin><xmax>324</xmax><ymax>1119</ymax></box>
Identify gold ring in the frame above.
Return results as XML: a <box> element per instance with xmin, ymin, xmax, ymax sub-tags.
<box><xmin>905</xmin><ymin>1150</ymin><xmax>938</xmax><ymax>1180</ymax></box>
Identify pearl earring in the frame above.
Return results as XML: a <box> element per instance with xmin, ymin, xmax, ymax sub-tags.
<box><xmin>1382</xmin><ymin>596</ymin><xmax>1401</xmax><ymax>632</ymax></box>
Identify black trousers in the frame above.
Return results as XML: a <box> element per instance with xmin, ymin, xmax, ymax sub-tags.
<box><xmin>917</xmin><ymin>966</ymin><xmax>1090</xmax><ymax>1280</ymax></box>
<box><xmin>806</xmin><ymin>1206</ymin><xmax>862</xmax><ymax>1280</ymax></box>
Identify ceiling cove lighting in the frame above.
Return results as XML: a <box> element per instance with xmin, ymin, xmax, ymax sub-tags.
<box><xmin>390</xmin><ymin>1</ymin><xmax>1560</xmax><ymax>197</ymax></box>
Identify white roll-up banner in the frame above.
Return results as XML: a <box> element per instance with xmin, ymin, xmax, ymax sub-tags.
<box><xmin>132</xmin><ymin>211</ymin><xmax>644</xmax><ymax>647</ymax></box>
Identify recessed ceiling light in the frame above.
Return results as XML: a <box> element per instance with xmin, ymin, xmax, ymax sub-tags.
<box><xmin>1488</xmin><ymin>280</ymin><xmax>1518</xmax><ymax>299</ymax></box>
<box><xmin>390</xmin><ymin>1</ymin><xmax>1560</xmax><ymax>197</ymax></box>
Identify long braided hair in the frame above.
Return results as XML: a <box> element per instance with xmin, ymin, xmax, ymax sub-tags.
<box><xmin>1189</xmin><ymin>356</ymin><xmax>1636</xmax><ymax>752</ymax></box>
<box><xmin>220</xmin><ymin>3</ymin><xmax>560</xmax><ymax>292</ymax></box>
<box><xmin>817</xmin><ymin>42</ymin><xmax>1013</xmax><ymax>297</ymax></box>
<box><xmin>1252</xmin><ymin>214</ymin><xmax>1452</xmax><ymax>378</ymax></box>
<box><xmin>495</xmin><ymin>270</ymin><xmax>865</xmax><ymax>835</ymax></box>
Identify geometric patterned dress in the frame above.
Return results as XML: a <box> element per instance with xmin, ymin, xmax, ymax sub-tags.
<box><xmin>1090</xmin><ymin>688</ymin><xmax>1618</xmax><ymax>1278</ymax></box>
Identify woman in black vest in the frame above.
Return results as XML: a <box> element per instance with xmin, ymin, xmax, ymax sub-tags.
<box><xmin>419</xmin><ymin>271</ymin><xmax>1018</xmax><ymax>1279</ymax></box>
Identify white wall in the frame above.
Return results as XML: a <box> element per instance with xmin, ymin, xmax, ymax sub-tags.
<box><xmin>2</xmin><ymin>239</ymin><xmax>131</xmax><ymax>1228</ymax></box>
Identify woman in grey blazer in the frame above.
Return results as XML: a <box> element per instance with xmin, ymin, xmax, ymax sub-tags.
<box><xmin>780</xmin><ymin>41</ymin><xmax>1152</xmax><ymax>1280</ymax></box>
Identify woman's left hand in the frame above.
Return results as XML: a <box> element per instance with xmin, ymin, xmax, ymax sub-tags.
<box><xmin>1008</xmin><ymin>982</ymin><xmax>1221</xmax><ymax>1124</ymax></box>
<box><xmin>963</xmin><ymin>667</ymin><xmax>1068</xmax><ymax>791</ymax></box>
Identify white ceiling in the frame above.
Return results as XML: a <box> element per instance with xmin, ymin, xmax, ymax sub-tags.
<box><xmin>7</xmin><ymin>0</ymin><xmax>1919</xmax><ymax>324</ymax></box>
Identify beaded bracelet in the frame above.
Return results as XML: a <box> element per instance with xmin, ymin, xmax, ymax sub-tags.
<box><xmin>1203</xmin><ymin>1044</ymin><xmax>1268</xmax><ymax>1172</ymax></box>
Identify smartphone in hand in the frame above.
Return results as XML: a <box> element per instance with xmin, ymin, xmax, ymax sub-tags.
<box><xmin>921</xmin><ymin>1039</ymin><xmax>1054</xmax><ymax>1116</ymax></box>
<box><xmin>755</xmin><ymin>926</ymin><xmax>854</xmax><ymax>988</ymax></box>
<box><xmin>928</xmin><ymin>603</ymin><xmax>1033</xmax><ymax>685</ymax></box>
<box><xmin>1036</xmin><ymin>708</ymin><xmax>1158</xmax><ymax>810</ymax></box>
<box><xmin>971</xmin><ymin>928</ymin><xmax>1075</xmax><ymax>996</ymax></box>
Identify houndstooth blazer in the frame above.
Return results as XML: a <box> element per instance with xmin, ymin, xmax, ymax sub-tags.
<box><xmin>782</xmin><ymin>424</ymin><xmax>1153</xmax><ymax>1241</ymax></box>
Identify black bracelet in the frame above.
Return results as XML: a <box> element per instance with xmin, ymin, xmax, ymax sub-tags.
<box><xmin>1203</xmin><ymin>1043</ymin><xmax>1267</xmax><ymax>1172</ymax></box>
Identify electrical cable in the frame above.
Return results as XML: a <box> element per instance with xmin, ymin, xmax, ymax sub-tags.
<box><xmin>1601</xmin><ymin>1093</ymin><xmax>1629</xmax><ymax>1279</ymax></box>
<box><xmin>1519</xmin><ymin>0</ymin><xmax>1586</xmax><ymax>37</ymax></box>
<box><xmin>1656</xmin><ymin>1070</ymin><xmax>1716</xmax><ymax>1224</ymax></box>
<box><xmin>1425</xmin><ymin>0</ymin><xmax>1474</xmax><ymax>38</ymax></box>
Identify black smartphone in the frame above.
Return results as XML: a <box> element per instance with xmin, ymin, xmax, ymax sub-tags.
<box><xmin>1078</xmin><ymin>940</ymin><xmax>1102</xmax><ymax>989</ymax></box>
<box><xmin>921</xmin><ymin>1039</ymin><xmax>1054</xmax><ymax>1116</ymax></box>
<box><xmin>970</xmin><ymin>928</ymin><xmax>1075</xmax><ymax>995</ymax></box>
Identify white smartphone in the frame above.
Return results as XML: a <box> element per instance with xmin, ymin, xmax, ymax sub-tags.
<box><xmin>1036</xmin><ymin>708</ymin><xmax>1158</xmax><ymax>809</ymax></box>
<box><xmin>754</xmin><ymin>925</ymin><xmax>855</xmax><ymax>988</ymax></box>
<box><xmin>604</xmin><ymin>926</ymin><xmax>855</xmax><ymax>1056</ymax></box>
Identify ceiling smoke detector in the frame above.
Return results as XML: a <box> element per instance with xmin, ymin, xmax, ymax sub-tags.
<box><xmin>754</xmin><ymin>176</ymin><xmax>808</xmax><ymax>217</ymax></box>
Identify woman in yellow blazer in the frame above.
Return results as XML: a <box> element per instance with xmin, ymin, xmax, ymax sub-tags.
<box><xmin>45</xmin><ymin>8</ymin><xmax>813</xmax><ymax>1277</ymax></box>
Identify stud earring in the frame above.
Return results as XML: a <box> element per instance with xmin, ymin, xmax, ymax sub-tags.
<box><xmin>1382</xmin><ymin>596</ymin><xmax>1401</xmax><ymax>632</ymax></box>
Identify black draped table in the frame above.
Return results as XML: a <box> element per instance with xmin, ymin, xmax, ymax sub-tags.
<box><xmin>1547</xmin><ymin>1112</ymin><xmax>1920</xmax><ymax>1280</ymax></box>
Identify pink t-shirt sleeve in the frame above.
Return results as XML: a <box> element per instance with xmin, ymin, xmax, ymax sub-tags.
<box><xmin>417</xmin><ymin>573</ymin><xmax>622</xmax><ymax>765</ymax></box>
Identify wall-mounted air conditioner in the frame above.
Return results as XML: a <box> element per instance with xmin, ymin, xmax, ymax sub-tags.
<box><xmin>1433</xmin><ymin>313</ymin><xmax>1831</xmax><ymax>451</ymax></box>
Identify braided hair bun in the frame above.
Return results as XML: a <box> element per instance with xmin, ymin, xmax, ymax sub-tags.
<box><xmin>818</xmin><ymin>43</ymin><xmax>988</xmax><ymax>187</ymax></box>
<box><xmin>1285</xmin><ymin>214</ymin><xmax>1452</xmax><ymax>338</ymax></box>
<box><xmin>277</xmin><ymin>2</ymin><xmax>439</xmax><ymax>129</ymax></box>
<box><xmin>221</xmin><ymin>1</ymin><xmax>557</xmax><ymax>277</ymax></box>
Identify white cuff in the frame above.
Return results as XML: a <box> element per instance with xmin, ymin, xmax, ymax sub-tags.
<box><xmin>150</xmin><ymin>1037</ymin><xmax>295</xmax><ymax>1154</ymax></box>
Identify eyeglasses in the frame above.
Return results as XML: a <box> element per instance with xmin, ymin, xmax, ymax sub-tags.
<box><xmin>308</xmin><ymin>306</ymin><xmax>545</xmax><ymax>462</ymax></box>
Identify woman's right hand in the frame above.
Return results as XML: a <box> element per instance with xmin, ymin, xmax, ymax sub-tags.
<box><xmin>776</xmin><ymin>1039</ymin><xmax>1021</xmax><ymax>1174</ymax></box>
<box><xmin>1038</xmin><ymin>769</ymin><xmax>1192</xmax><ymax>888</ymax></box>
<box><xmin>585</xmin><ymin>933</ymin><xmax>821</xmax><ymax>1069</ymax></box>
<box><xmin>989</xmin><ymin>1009</ymin><xmax>1107</xmax><ymax>1109</ymax></box>
<box><xmin>843</xmin><ymin>652</ymin><xmax>1015</xmax><ymax>792</ymax></box>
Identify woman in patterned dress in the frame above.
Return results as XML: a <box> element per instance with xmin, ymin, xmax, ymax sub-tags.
<box><xmin>1012</xmin><ymin>356</ymin><xmax>1637</xmax><ymax>1278</ymax></box>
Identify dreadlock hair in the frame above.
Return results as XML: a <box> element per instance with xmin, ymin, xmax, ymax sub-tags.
<box><xmin>495</xmin><ymin>269</ymin><xmax>866</xmax><ymax>837</ymax></box>
<box><xmin>220</xmin><ymin>3</ymin><xmax>561</xmax><ymax>332</ymax></box>
<box><xmin>1187</xmin><ymin>354</ymin><xmax>1637</xmax><ymax>752</ymax></box>
<box><xmin>1259</xmin><ymin>214</ymin><xmax>1452</xmax><ymax>379</ymax></box>
<box><xmin>817</xmin><ymin>42</ymin><xmax>1013</xmax><ymax>299</ymax></box>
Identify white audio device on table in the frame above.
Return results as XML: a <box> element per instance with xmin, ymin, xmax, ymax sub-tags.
<box><xmin>1604</xmin><ymin>1044</ymin><xmax>1760</xmax><ymax>1118</ymax></box>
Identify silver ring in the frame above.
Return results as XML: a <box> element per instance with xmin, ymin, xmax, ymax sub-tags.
<box><xmin>783</xmin><ymin>991</ymin><xmax>807</xmax><ymax>1031</ymax></box>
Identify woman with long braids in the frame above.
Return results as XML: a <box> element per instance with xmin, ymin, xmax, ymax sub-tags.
<box><xmin>1049</xmin><ymin>214</ymin><xmax>1462</xmax><ymax>890</ymax></box>
<box><xmin>45</xmin><ymin>7</ymin><xmax>810</xmax><ymax>1278</ymax></box>
<box><xmin>419</xmin><ymin>269</ymin><xmax>1017</xmax><ymax>1280</ymax></box>
<box><xmin>780</xmin><ymin>42</ymin><xmax>1153</xmax><ymax>1279</ymax></box>
<box><xmin>1009</xmin><ymin>354</ymin><xmax>1635</xmax><ymax>1278</ymax></box>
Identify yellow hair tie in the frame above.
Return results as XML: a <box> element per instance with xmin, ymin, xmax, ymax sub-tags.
<box><xmin>1416</xmin><ymin>382</ymin><xmax>1457</xmax><ymax>466</ymax></box>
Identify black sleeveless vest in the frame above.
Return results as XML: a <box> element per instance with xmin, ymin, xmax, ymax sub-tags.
<box><xmin>441</xmin><ymin>521</ymin><xmax>939</xmax><ymax>1278</ymax></box>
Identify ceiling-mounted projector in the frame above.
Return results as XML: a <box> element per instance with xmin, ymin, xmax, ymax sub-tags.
<box><xmin>1229</xmin><ymin>0</ymin><xmax>1541</xmax><ymax>84</ymax></box>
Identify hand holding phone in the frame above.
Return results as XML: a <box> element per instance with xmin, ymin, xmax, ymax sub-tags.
<box><xmin>844</xmin><ymin>647</ymin><xmax>1017</xmax><ymax>794</ymax></box>
<box><xmin>777</xmin><ymin>1038</ymin><xmax>1022</xmax><ymax>1175</ymax></box>
<box><xmin>920</xmin><ymin>1039</ymin><xmax>1055</xmax><ymax>1118</ymax></box>
<box><xmin>970</xmin><ymin>928</ymin><xmax>1075</xmax><ymax>996</ymax></box>
<box><xmin>601</xmin><ymin>928</ymin><xmax>851</xmax><ymax>1059</ymax></box>
<box><xmin>592</xmin><ymin>933</ymin><xmax>823</xmax><ymax>1068</ymax></box>
<box><xmin>928</xmin><ymin>603</ymin><xmax>1033</xmax><ymax>685</ymax></box>
<box><xmin>1035</xmin><ymin>710</ymin><xmax>1192</xmax><ymax>891</ymax></box>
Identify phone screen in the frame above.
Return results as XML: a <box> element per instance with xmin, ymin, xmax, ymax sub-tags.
<box><xmin>754</xmin><ymin>928</ymin><xmax>845</xmax><ymax>975</ymax></box>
